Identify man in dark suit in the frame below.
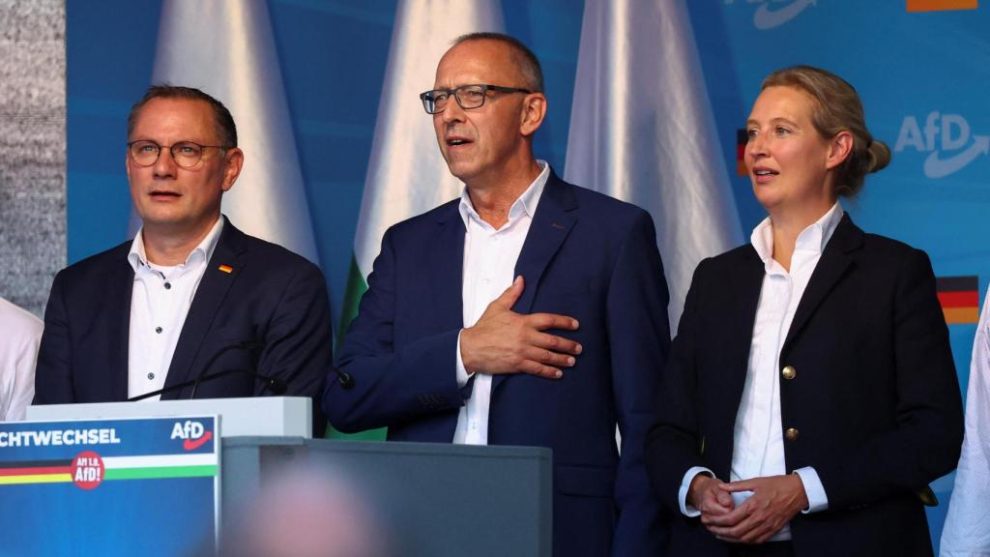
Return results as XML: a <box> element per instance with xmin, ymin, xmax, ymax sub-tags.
<box><xmin>323</xmin><ymin>33</ymin><xmax>670</xmax><ymax>556</ymax></box>
<box><xmin>34</xmin><ymin>86</ymin><xmax>331</xmax><ymax>432</ymax></box>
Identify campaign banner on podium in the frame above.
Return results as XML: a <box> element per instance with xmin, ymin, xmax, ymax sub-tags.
<box><xmin>0</xmin><ymin>416</ymin><xmax>220</xmax><ymax>557</ymax></box>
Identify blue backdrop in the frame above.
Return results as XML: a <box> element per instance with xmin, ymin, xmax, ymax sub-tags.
<box><xmin>66</xmin><ymin>1</ymin><xmax>990</xmax><ymax>550</ymax></box>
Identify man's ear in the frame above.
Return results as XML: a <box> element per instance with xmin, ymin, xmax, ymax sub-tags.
<box><xmin>221</xmin><ymin>147</ymin><xmax>245</xmax><ymax>192</ymax></box>
<box><xmin>519</xmin><ymin>93</ymin><xmax>547</xmax><ymax>137</ymax></box>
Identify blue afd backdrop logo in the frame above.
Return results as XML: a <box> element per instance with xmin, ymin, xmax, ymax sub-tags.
<box><xmin>895</xmin><ymin>112</ymin><xmax>989</xmax><ymax>179</ymax></box>
<box><xmin>724</xmin><ymin>0</ymin><xmax>816</xmax><ymax>29</ymax></box>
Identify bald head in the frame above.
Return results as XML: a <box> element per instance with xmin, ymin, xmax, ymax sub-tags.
<box><xmin>451</xmin><ymin>32</ymin><xmax>544</xmax><ymax>92</ymax></box>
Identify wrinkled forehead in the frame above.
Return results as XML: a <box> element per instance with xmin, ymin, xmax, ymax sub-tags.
<box><xmin>433</xmin><ymin>39</ymin><xmax>523</xmax><ymax>89</ymax></box>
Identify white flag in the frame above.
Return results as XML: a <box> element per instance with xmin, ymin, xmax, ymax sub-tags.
<box><xmin>133</xmin><ymin>0</ymin><xmax>319</xmax><ymax>264</ymax></box>
<box><xmin>564</xmin><ymin>0</ymin><xmax>742</xmax><ymax>331</ymax></box>
<box><xmin>341</xmin><ymin>0</ymin><xmax>504</xmax><ymax>329</ymax></box>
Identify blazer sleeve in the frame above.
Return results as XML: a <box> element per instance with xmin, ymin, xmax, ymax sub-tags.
<box><xmin>255</xmin><ymin>259</ymin><xmax>334</xmax><ymax>402</ymax></box>
<box><xmin>323</xmin><ymin>227</ymin><xmax>465</xmax><ymax>433</ymax></box>
<box><xmin>813</xmin><ymin>248</ymin><xmax>963</xmax><ymax>510</ymax></box>
<box><xmin>606</xmin><ymin>210</ymin><xmax>672</xmax><ymax>555</ymax></box>
<box><xmin>34</xmin><ymin>271</ymin><xmax>75</xmax><ymax>404</ymax></box>
<box><xmin>645</xmin><ymin>257</ymin><xmax>712</xmax><ymax>514</ymax></box>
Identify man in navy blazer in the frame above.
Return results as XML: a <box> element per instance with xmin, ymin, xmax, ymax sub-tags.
<box><xmin>34</xmin><ymin>86</ymin><xmax>331</xmax><ymax>432</ymax></box>
<box><xmin>323</xmin><ymin>33</ymin><xmax>670</xmax><ymax>556</ymax></box>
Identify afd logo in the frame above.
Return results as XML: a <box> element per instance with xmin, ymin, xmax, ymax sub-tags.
<box><xmin>170</xmin><ymin>420</ymin><xmax>214</xmax><ymax>451</ymax></box>
<box><xmin>724</xmin><ymin>0</ymin><xmax>816</xmax><ymax>30</ymax></box>
<box><xmin>895</xmin><ymin>112</ymin><xmax>989</xmax><ymax>179</ymax></box>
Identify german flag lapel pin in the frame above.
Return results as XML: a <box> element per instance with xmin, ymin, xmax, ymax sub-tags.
<box><xmin>218</xmin><ymin>264</ymin><xmax>234</xmax><ymax>274</ymax></box>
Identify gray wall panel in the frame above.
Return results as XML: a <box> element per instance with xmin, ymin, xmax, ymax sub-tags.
<box><xmin>0</xmin><ymin>0</ymin><xmax>66</xmax><ymax>316</ymax></box>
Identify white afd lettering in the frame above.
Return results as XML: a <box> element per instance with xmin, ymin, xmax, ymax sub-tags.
<box><xmin>896</xmin><ymin>112</ymin><xmax>989</xmax><ymax>179</ymax></box>
<box><xmin>941</xmin><ymin>114</ymin><xmax>970</xmax><ymax>151</ymax></box>
<box><xmin>897</xmin><ymin>112</ymin><xmax>975</xmax><ymax>153</ymax></box>
<box><xmin>75</xmin><ymin>466</ymin><xmax>100</xmax><ymax>482</ymax></box>
<box><xmin>170</xmin><ymin>420</ymin><xmax>205</xmax><ymax>440</ymax></box>
<box><xmin>894</xmin><ymin>115</ymin><xmax>923</xmax><ymax>152</ymax></box>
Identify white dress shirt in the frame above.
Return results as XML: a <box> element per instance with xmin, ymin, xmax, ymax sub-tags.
<box><xmin>126</xmin><ymin>217</ymin><xmax>224</xmax><ymax>401</ymax></box>
<box><xmin>0</xmin><ymin>297</ymin><xmax>43</xmax><ymax>421</ymax></box>
<box><xmin>940</xmin><ymin>289</ymin><xmax>990</xmax><ymax>557</ymax></box>
<box><xmin>452</xmin><ymin>162</ymin><xmax>549</xmax><ymax>445</ymax></box>
<box><xmin>680</xmin><ymin>203</ymin><xmax>840</xmax><ymax>540</ymax></box>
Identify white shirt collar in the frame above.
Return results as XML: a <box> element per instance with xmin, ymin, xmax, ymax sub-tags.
<box><xmin>127</xmin><ymin>216</ymin><xmax>225</xmax><ymax>272</ymax></box>
<box><xmin>458</xmin><ymin>161</ymin><xmax>550</xmax><ymax>230</ymax></box>
<box><xmin>750</xmin><ymin>203</ymin><xmax>845</xmax><ymax>266</ymax></box>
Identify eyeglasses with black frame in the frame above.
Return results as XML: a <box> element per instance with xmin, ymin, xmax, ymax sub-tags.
<box><xmin>419</xmin><ymin>84</ymin><xmax>533</xmax><ymax>114</ymax></box>
<box><xmin>127</xmin><ymin>140</ymin><xmax>229</xmax><ymax>169</ymax></box>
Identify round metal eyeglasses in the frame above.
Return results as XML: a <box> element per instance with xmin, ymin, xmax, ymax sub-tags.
<box><xmin>127</xmin><ymin>140</ymin><xmax>229</xmax><ymax>169</ymax></box>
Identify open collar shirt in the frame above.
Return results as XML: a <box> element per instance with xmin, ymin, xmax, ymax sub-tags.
<box><xmin>126</xmin><ymin>217</ymin><xmax>224</xmax><ymax>401</ymax></box>
<box><xmin>452</xmin><ymin>162</ymin><xmax>549</xmax><ymax>445</ymax></box>
<box><xmin>680</xmin><ymin>203</ymin><xmax>841</xmax><ymax>541</ymax></box>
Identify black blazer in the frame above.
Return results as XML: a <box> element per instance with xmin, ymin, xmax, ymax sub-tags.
<box><xmin>645</xmin><ymin>215</ymin><xmax>963</xmax><ymax>557</ymax></box>
<box><xmin>34</xmin><ymin>218</ymin><xmax>332</xmax><ymax>432</ymax></box>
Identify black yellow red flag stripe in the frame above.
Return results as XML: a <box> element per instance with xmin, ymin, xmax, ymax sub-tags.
<box><xmin>936</xmin><ymin>276</ymin><xmax>979</xmax><ymax>324</ymax></box>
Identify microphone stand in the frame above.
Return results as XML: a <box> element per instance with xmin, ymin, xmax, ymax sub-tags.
<box><xmin>128</xmin><ymin>340</ymin><xmax>266</xmax><ymax>401</ymax></box>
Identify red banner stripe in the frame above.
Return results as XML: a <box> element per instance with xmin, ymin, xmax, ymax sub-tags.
<box><xmin>0</xmin><ymin>466</ymin><xmax>72</xmax><ymax>477</ymax></box>
<box><xmin>937</xmin><ymin>291</ymin><xmax>979</xmax><ymax>308</ymax></box>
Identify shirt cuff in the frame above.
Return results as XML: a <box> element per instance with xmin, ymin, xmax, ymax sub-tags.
<box><xmin>793</xmin><ymin>467</ymin><xmax>828</xmax><ymax>513</ymax></box>
<box><xmin>679</xmin><ymin>466</ymin><xmax>714</xmax><ymax>517</ymax></box>
<box><xmin>455</xmin><ymin>330</ymin><xmax>470</xmax><ymax>388</ymax></box>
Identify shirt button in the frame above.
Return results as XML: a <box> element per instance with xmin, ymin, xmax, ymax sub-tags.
<box><xmin>147</xmin><ymin>372</ymin><xmax>155</xmax><ymax>380</ymax></box>
<box><xmin>785</xmin><ymin>427</ymin><xmax>800</xmax><ymax>441</ymax></box>
<box><xmin>155</xmin><ymin>326</ymin><xmax>163</xmax><ymax>334</ymax></box>
<box><xmin>781</xmin><ymin>365</ymin><xmax>797</xmax><ymax>380</ymax></box>
<box><xmin>164</xmin><ymin>282</ymin><xmax>172</xmax><ymax>290</ymax></box>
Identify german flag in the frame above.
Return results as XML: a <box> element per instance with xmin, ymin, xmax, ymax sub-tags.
<box><xmin>736</xmin><ymin>129</ymin><xmax>748</xmax><ymax>176</ymax></box>
<box><xmin>936</xmin><ymin>276</ymin><xmax>979</xmax><ymax>324</ymax></box>
<box><xmin>0</xmin><ymin>458</ymin><xmax>72</xmax><ymax>485</ymax></box>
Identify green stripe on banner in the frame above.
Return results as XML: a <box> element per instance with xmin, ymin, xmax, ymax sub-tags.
<box><xmin>337</xmin><ymin>255</ymin><xmax>369</xmax><ymax>345</ymax></box>
<box><xmin>326</xmin><ymin>256</ymin><xmax>388</xmax><ymax>442</ymax></box>
<box><xmin>104</xmin><ymin>465</ymin><xmax>218</xmax><ymax>481</ymax></box>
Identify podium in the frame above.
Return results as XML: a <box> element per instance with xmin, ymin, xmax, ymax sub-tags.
<box><xmin>21</xmin><ymin>398</ymin><xmax>552</xmax><ymax>556</ymax></box>
<box><xmin>224</xmin><ymin>437</ymin><xmax>552</xmax><ymax>557</ymax></box>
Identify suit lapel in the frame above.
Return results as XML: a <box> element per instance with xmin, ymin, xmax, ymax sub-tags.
<box><xmin>492</xmin><ymin>174</ymin><xmax>577</xmax><ymax>391</ymax></box>
<box><xmin>163</xmin><ymin>220</ymin><xmax>245</xmax><ymax>394</ymax></box>
<box><xmin>107</xmin><ymin>244</ymin><xmax>135</xmax><ymax>401</ymax></box>
<box><xmin>513</xmin><ymin>174</ymin><xmax>577</xmax><ymax>314</ymax></box>
<box><xmin>782</xmin><ymin>215</ymin><xmax>863</xmax><ymax>354</ymax></box>
<box><xmin>724</xmin><ymin>249</ymin><xmax>765</xmax><ymax>405</ymax></box>
<box><xmin>429</xmin><ymin>202</ymin><xmax>466</xmax><ymax>332</ymax></box>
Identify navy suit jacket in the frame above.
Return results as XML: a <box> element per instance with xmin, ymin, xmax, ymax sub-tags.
<box><xmin>645</xmin><ymin>215</ymin><xmax>963</xmax><ymax>557</ymax></box>
<box><xmin>324</xmin><ymin>173</ymin><xmax>671</xmax><ymax>556</ymax></box>
<box><xmin>34</xmin><ymin>218</ymin><xmax>332</xmax><ymax>432</ymax></box>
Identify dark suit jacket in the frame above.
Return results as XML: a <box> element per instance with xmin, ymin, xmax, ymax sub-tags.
<box><xmin>324</xmin><ymin>173</ymin><xmax>670</xmax><ymax>556</ymax></box>
<box><xmin>34</xmin><ymin>218</ymin><xmax>332</xmax><ymax>433</ymax></box>
<box><xmin>645</xmin><ymin>215</ymin><xmax>963</xmax><ymax>557</ymax></box>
